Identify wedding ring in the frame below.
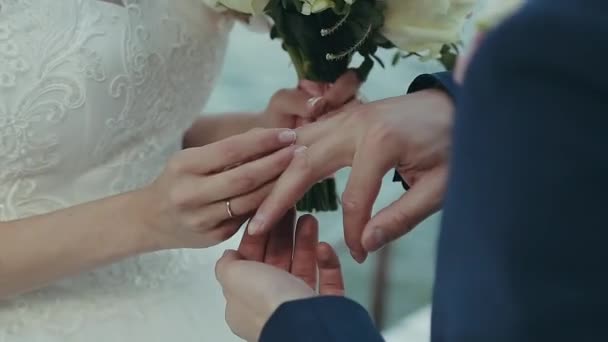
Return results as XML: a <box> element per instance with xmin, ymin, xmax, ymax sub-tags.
<box><xmin>225</xmin><ymin>200</ymin><xmax>234</xmax><ymax>219</ymax></box>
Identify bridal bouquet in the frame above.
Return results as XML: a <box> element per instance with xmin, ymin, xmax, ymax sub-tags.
<box><xmin>476</xmin><ymin>0</ymin><xmax>523</xmax><ymax>31</ymax></box>
<box><xmin>203</xmin><ymin>0</ymin><xmax>474</xmax><ymax>212</ymax></box>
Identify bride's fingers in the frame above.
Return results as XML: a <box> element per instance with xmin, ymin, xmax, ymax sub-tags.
<box><xmin>200</xmin><ymin>181</ymin><xmax>276</xmax><ymax>228</ymax></box>
<box><xmin>290</xmin><ymin>215</ymin><xmax>319</xmax><ymax>289</ymax></box>
<box><xmin>263</xmin><ymin>209</ymin><xmax>296</xmax><ymax>271</ymax></box>
<box><xmin>175</xmin><ymin>128</ymin><xmax>297</xmax><ymax>175</ymax></box>
<box><xmin>249</xmin><ymin>136</ymin><xmax>348</xmax><ymax>235</ymax></box>
<box><xmin>238</xmin><ymin>227</ymin><xmax>269</xmax><ymax>262</ymax></box>
<box><xmin>317</xmin><ymin>242</ymin><xmax>344</xmax><ymax>296</ymax></box>
<box><xmin>269</xmin><ymin>88</ymin><xmax>326</xmax><ymax>121</ymax></box>
<box><xmin>203</xmin><ymin>216</ymin><xmax>249</xmax><ymax>247</ymax></box>
<box><xmin>196</xmin><ymin>145</ymin><xmax>299</xmax><ymax>204</ymax></box>
<box><xmin>322</xmin><ymin>70</ymin><xmax>362</xmax><ymax>110</ymax></box>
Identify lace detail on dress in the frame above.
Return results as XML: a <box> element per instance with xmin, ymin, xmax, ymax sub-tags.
<box><xmin>0</xmin><ymin>0</ymin><xmax>233</xmax><ymax>339</ymax></box>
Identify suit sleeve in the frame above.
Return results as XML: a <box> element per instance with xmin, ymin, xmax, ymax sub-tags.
<box><xmin>393</xmin><ymin>71</ymin><xmax>459</xmax><ymax>189</ymax></box>
<box><xmin>432</xmin><ymin>2</ymin><xmax>608</xmax><ymax>340</ymax></box>
<box><xmin>260</xmin><ymin>296</ymin><xmax>384</xmax><ymax>342</ymax></box>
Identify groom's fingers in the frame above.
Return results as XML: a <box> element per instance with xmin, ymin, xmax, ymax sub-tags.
<box><xmin>291</xmin><ymin>215</ymin><xmax>319</xmax><ymax>289</ymax></box>
<box><xmin>263</xmin><ymin>210</ymin><xmax>296</xmax><ymax>271</ymax></box>
<box><xmin>249</xmin><ymin>137</ymin><xmax>349</xmax><ymax>235</ymax></box>
<box><xmin>317</xmin><ymin>242</ymin><xmax>344</xmax><ymax>296</ymax></box>
<box><xmin>215</xmin><ymin>249</ymin><xmax>243</xmax><ymax>285</ymax></box>
<box><xmin>238</xmin><ymin>227</ymin><xmax>269</xmax><ymax>262</ymax></box>
<box><xmin>362</xmin><ymin>167</ymin><xmax>448</xmax><ymax>252</ymax></box>
<box><xmin>294</xmin><ymin>112</ymin><xmax>344</xmax><ymax>146</ymax></box>
<box><xmin>342</xmin><ymin>143</ymin><xmax>396</xmax><ymax>263</ymax></box>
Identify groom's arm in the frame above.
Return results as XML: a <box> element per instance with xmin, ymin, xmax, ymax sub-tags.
<box><xmin>260</xmin><ymin>297</ymin><xmax>384</xmax><ymax>342</ymax></box>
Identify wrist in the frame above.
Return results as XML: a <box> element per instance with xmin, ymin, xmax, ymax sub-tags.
<box><xmin>121</xmin><ymin>189</ymin><xmax>164</xmax><ymax>253</ymax></box>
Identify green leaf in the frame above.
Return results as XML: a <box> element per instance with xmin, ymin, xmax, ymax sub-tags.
<box><xmin>371</xmin><ymin>53</ymin><xmax>385</xmax><ymax>68</ymax></box>
<box><xmin>391</xmin><ymin>51</ymin><xmax>401</xmax><ymax>66</ymax></box>
<box><xmin>354</xmin><ymin>56</ymin><xmax>373</xmax><ymax>81</ymax></box>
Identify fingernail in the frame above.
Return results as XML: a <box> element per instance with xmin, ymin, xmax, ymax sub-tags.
<box><xmin>278</xmin><ymin>129</ymin><xmax>297</xmax><ymax>144</ymax></box>
<box><xmin>307</xmin><ymin>96</ymin><xmax>322</xmax><ymax>108</ymax></box>
<box><xmin>294</xmin><ymin>145</ymin><xmax>308</xmax><ymax>155</ymax></box>
<box><xmin>350</xmin><ymin>250</ymin><xmax>367</xmax><ymax>264</ymax></box>
<box><xmin>367</xmin><ymin>229</ymin><xmax>387</xmax><ymax>252</ymax></box>
<box><xmin>248</xmin><ymin>215</ymin><xmax>265</xmax><ymax>235</ymax></box>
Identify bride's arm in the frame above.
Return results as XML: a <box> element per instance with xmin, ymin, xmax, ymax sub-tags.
<box><xmin>0</xmin><ymin>191</ymin><xmax>153</xmax><ymax>298</ymax></box>
<box><xmin>0</xmin><ymin>128</ymin><xmax>298</xmax><ymax>299</ymax></box>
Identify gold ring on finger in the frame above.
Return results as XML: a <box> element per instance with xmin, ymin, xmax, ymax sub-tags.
<box><xmin>226</xmin><ymin>200</ymin><xmax>234</xmax><ymax>219</ymax></box>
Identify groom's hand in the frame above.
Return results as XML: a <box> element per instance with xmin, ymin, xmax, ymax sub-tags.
<box><xmin>248</xmin><ymin>90</ymin><xmax>454</xmax><ymax>263</ymax></box>
<box><xmin>216</xmin><ymin>214</ymin><xmax>344</xmax><ymax>342</ymax></box>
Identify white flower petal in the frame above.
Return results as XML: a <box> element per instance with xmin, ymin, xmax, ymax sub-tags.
<box><xmin>382</xmin><ymin>0</ymin><xmax>475</xmax><ymax>53</ymax></box>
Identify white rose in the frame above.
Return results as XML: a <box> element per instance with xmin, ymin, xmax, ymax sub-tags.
<box><xmin>476</xmin><ymin>0</ymin><xmax>523</xmax><ymax>31</ymax></box>
<box><xmin>299</xmin><ymin>0</ymin><xmax>335</xmax><ymax>15</ymax></box>
<box><xmin>382</xmin><ymin>0</ymin><xmax>476</xmax><ymax>57</ymax></box>
<box><xmin>299</xmin><ymin>0</ymin><xmax>355</xmax><ymax>15</ymax></box>
<box><xmin>201</xmin><ymin>0</ymin><xmax>269</xmax><ymax>15</ymax></box>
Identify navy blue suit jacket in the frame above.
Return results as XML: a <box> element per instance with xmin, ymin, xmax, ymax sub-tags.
<box><xmin>261</xmin><ymin>1</ymin><xmax>608</xmax><ymax>341</ymax></box>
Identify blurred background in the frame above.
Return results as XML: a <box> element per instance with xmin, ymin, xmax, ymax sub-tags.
<box><xmin>205</xmin><ymin>22</ymin><xmax>447</xmax><ymax>333</ymax></box>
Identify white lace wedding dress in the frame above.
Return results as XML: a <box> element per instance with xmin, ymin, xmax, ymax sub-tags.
<box><xmin>0</xmin><ymin>0</ymin><xmax>243</xmax><ymax>341</ymax></box>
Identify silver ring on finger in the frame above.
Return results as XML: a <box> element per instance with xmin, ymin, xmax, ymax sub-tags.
<box><xmin>225</xmin><ymin>200</ymin><xmax>235</xmax><ymax>219</ymax></box>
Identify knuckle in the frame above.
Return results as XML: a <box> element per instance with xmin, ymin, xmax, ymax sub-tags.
<box><xmin>341</xmin><ymin>192</ymin><xmax>359</xmax><ymax>213</ymax></box>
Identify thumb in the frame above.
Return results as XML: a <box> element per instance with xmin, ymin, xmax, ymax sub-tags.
<box><xmin>361</xmin><ymin>168</ymin><xmax>447</xmax><ymax>252</ymax></box>
<box><xmin>215</xmin><ymin>249</ymin><xmax>243</xmax><ymax>285</ymax></box>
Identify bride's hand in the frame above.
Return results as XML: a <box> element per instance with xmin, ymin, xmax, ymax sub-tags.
<box><xmin>139</xmin><ymin>128</ymin><xmax>301</xmax><ymax>250</ymax></box>
<box><xmin>260</xmin><ymin>70</ymin><xmax>362</xmax><ymax>129</ymax></box>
